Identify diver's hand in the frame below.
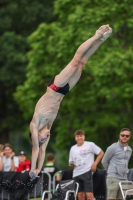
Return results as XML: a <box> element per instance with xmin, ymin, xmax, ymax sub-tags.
<box><xmin>29</xmin><ymin>169</ymin><xmax>40</xmax><ymax>180</ymax></box>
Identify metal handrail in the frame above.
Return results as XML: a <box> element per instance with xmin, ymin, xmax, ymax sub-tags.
<box><xmin>52</xmin><ymin>170</ymin><xmax>62</xmax><ymax>193</ymax></box>
<box><xmin>41</xmin><ymin>171</ymin><xmax>52</xmax><ymax>200</ymax></box>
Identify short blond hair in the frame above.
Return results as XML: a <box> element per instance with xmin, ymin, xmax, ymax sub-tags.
<box><xmin>74</xmin><ymin>130</ymin><xmax>85</xmax><ymax>136</ymax></box>
<box><xmin>120</xmin><ymin>128</ymin><xmax>131</xmax><ymax>134</ymax></box>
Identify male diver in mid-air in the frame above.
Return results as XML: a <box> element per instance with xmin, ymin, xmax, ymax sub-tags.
<box><xmin>29</xmin><ymin>24</ymin><xmax>112</xmax><ymax>179</ymax></box>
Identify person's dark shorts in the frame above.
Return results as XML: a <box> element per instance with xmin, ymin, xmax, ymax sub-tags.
<box><xmin>73</xmin><ymin>170</ymin><xmax>93</xmax><ymax>192</ymax></box>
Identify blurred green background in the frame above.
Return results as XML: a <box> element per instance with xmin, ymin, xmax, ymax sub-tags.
<box><xmin>0</xmin><ymin>0</ymin><xmax>133</xmax><ymax>169</ymax></box>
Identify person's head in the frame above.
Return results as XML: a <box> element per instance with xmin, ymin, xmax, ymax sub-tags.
<box><xmin>38</xmin><ymin>126</ymin><xmax>50</xmax><ymax>143</ymax></box>
<box><xmin>29</xmin><ymin>125</ymin><xmax>50</xmax><ymax>146</ymax></box>
<box><xmin>46</xmin><ymin>153</ymin><xmax>55</xmax><ymax>163</ymax></box>
<box><xmin>0</xmin><ymin>144</ymin><xmax>4</xmax><ymax>153</ymax></box>
<box><xmin>3</xmin><ymin>143</ymin><xmax>13</xmax><ymax>158</ymax></box>
<box><xmin>18</xmin><ymin>151</ymin><xmax>27</xmax><ymax>163</ymax></box>
<box><xmin>119</xmin><ymin>128</ymin><xmax>131</xmax><ymax>145</ymax></box>
<box><xmin>74</xmin><ymin>130</ymin><xmax>85</xmax><ymax>146</ymax></box>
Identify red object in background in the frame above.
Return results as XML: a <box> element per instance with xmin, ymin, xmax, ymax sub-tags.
<box><xmin>16</xmin><ymin>160</ymin><xmax>31</xmax><ymax>172</ymax></box>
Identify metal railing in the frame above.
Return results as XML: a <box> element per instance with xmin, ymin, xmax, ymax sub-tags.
<box><xmin>41</xmin><ymin>171</ymin><xmax>52</xmax><ymax>200</ymax></box>
<box><xmin>52</xmin><ymin>170</ymin><xmax>62</xmax><ymax>193</ymax></box>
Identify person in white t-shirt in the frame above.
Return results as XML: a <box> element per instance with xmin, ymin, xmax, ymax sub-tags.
<box><xmin>69</xmin><ymin>130</ymin><xmax>104</xmax><ymax>200</ymax></box>
<box><xmin>0</xmin><ymin>143</ymin><xmax>19</xmax><ymax>172</ymax></box>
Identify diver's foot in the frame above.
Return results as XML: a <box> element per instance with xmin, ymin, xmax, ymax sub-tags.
<box><xmin>95</xmin><ymin>24</ymin><xmax>109</xmax><ymax>39</ymax></box>
<box><xmin>100</xmin><ymin>27</ymin><xmax>112</xmax><ymax>41</ymax></box>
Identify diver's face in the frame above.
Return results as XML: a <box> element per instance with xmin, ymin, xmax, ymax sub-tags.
<box><xmin>38</xmin><ymin>128</ymin><xmax>50</xmax><ymax>144</ymax></box>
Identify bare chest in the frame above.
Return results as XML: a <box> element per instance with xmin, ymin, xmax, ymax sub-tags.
<box><xmin>34</xmin><ymin>93</ymin><xmax>63</xmax><ymax>130</ymax></box>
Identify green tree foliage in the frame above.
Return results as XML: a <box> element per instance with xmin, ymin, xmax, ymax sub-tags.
<box><xmin>0</xmin><ymin>32</ymin><xmax>27</xmax><ymax>135</ymax></box>
<box><xmin>14</xmin><ymin>0</ymin><xmax>133</xmax><ymax>168</ymax></box>
<box><xmin>0</xmin><ymin>0</ymin><xmax>55</xmax><ymax>143</ymax></box>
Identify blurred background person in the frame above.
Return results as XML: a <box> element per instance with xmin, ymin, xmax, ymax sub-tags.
<box><xmin>102</xmin><ymin>128</ymin><xmax>132</xmax><ymax>200</ymax></box>
<box><xmin>69</xmin><ymin>130</ymin><xmax>104</xmax><ymax>200</ymax></box>
<box><xmin>43</xmin><ymin>153</ymin><xmax>60</xmax><ymax>181</ymax></box>
<box><xmin>0</xmin><ymin>143</ymin><xmax>19</xmax><ymax>171</ymax></box>
<box><xmin>16</xmin><ymin>151</ymin><xmax>31</xmax><ymax>172</ymax></box>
